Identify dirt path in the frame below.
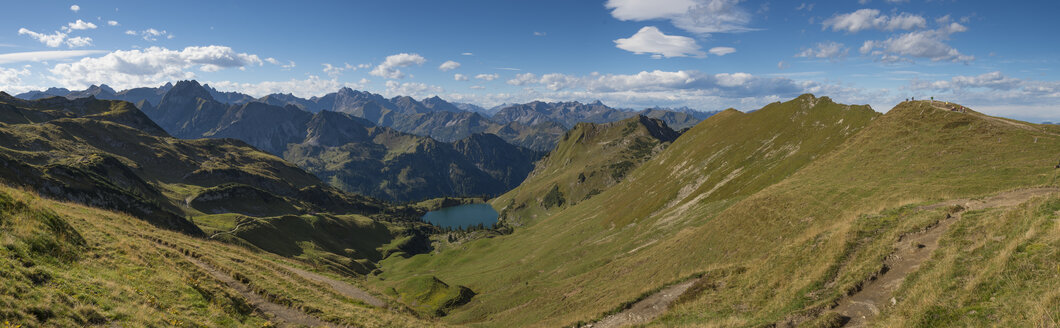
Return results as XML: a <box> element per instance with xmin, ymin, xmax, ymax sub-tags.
<box><xmin>833</xmin><ymin>187</ymin><xmax>1059</xmax><ymax>327</ymax></box>
<box><xmin>208</xmin><ymin>218</ymin><xmax>254</xmax><ymax>239</ymax></box>
<box><xmin>588</xmin><ymin>279</ymin><xmax>697</xmax><ymax>328</ymax></box>
<box><xmin>182</xmin><ymin>255</ymin><xmax>338</xmax><ymax>327</ymax></box>
<box><xmin>282</xmin><ymin>265</ymin><xmax>387</xmax><ymax>308</ymax></box>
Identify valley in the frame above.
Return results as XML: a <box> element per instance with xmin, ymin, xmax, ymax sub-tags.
<box><xmin>3</xmin><ymin>79</ymin><xmax>1060</xmax><ymax>328</ymax></box>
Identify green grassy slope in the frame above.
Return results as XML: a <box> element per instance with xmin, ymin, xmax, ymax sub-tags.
<box><xmin>0</xmin><ymin>184</ymin><xmax>434</xmax><ymax>327</ymax></box>
<box><xmin>874</xmin><ymin>195</ymin><xmax>1060</xmax><ymax>327</ymax></box>
<box><xmin>374</xmin><ymin>94</ymin><xmax>882</xmax><ymax>326</ymax></box>
<box><xmin>651</xmin><ymin>99</ymin><xmax>1060</xmax><ymax>326</ymax></box>
<box><xmin>490</xmin><ymin>115</ymin><xmax>678</xmax><ymax>227</ymax></box>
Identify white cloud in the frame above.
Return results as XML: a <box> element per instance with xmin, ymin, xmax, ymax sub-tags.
<box><xmin>127</xmin><ymin>28</ymin><xmax>170</xmax><ymax>41</ymax></box>
<box><xmin>454</xmin><ymin>73</ymin><xmax>469</xmax><ymax>81</ymax></box>
<box><xmin>66</xmin><ymin>19</ymin><xmax>97</xmax><ymax>31</ymax></box>
<box><xmin>469</xmin><ymin>85</ymin><xmax>486</xmax><ymax>90</ymax></box>
<box><xmin>70</xmin><ymin>5</ymin><xmax>80</xmax><ymax>12</ymax></box>
<box><xmin>606</xmin><ymin>0</ymin><xmax>753</xmax><ymax>35</ymax></box>
<box><xmin>384</xmin><ymin>80</ymin><xmax>444</xmax><ymax>97</ymax></box>
<box><xmin>796</xmin><ymin>41</ymin><xmax>848</xmax><ymax>60</ymax></box>
<box><xmin>322</xmin><ymin>62</ymin><xmax>357</xmax><ymax>77</ymax></box>
<box><xmin>369</xmin><ymin>53</ymin><xmax>426</xmax><ymax>79</ymax></box>
<box><xmin>461</xmin><ymin>52</ymin><xmax>474</xmax><ymax>56</ymax></box>
<box><xmin>64</xmin><ymin>36</ymin><xmax>92</xmax><ymax>48</ymax></box>
<box><xmin>822</xmin><ymin>9</ymin><xmax>926</xmax><ymax>33</ymax></box>
<box><xmin>49</xmin><ymin>46</ymin><xmax>264</xmax><ymax>90</ymax></box>
<box><xmin>107</xmin><ymin>20</ymin><xmax>119</xmax><ymax>26</ymax></box>
<box><xmin>0</xmin><ymin>66</ymin><xmax>31</xmax><ymax>88</ymax></box>
<box><xmin>18</xmin><ymin>28</ymin><xmax>93</xmax><ymax>48</ymax></box>
<box><xmin>475</xmin><ymin>73</ymin><xmax>500</xmax><ymax>81</ymax></box>
<box><xmin>507</xmin><ymin>73</ymin><xmax>538</xmax><ymax>86</ymax></box>
<box><xmin>18</xmin><ymin>29</ymin><xmax>69</xmax><ymax>48</ymax></box>
<box><xmin>0</xmin><ymin>50</ymin><xmax>106</xmax><ymax>64</ymax></box>
<box><xmin>533</xmin><ymin>31</ymin><xmax>547</xmax><ymax>36</ymax></box>
<box><xmin>614</xmin><ymin>26</ymin><xmax>706</xmax><ymax>58</ymax></box>
<box><xmin>708</xmin><ymin>46</ymin><xmax>736</xmax><ymax>56</ymax></box>
<box><xmin>777</xmin><ymin>61</ymin><xmax>789</xmax><ymax>69</ymax></box>
<box><xmin>439</xmin><ymin>60</ymin><xmax>461</xmax><ymax>71</ymax></box>
<box><xmin>907</xmin><ymin>71</ymin><xmax>1060</xmax><ymax>121</ymax></box>
<box><xmin>206</xmin><ymin>76</ymin><xmax>366</xmax><ymax>98</ymax></box>
<box><xmin>860</xmin><ymin>23</ymin><xmax>973</xmax><ymax>63</ymax></box>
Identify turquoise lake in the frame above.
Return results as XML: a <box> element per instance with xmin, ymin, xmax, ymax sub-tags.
<box><xmin>421</xmin><ymin>204</ymin><xmax>499</xmax><ymax>229</ymax></box>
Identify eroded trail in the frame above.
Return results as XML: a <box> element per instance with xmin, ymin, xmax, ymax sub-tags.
<box><xmin>282</xmin><ymin>265</ymin><xmax>387</xmax><ymax>308</ymax></box>
<box><xmin>833</xmin><ymin>187</ymin><xmax>1059</xmax><ymax>327</ymax></box>
<box><xmin>588</xmin><ymin>279</ymin><xmax>697</xmax><ymax>328</ymax></box>
<box><xmin>182</xmin><ymin>255</ymin><xmax>338</xmax><ymax>328</ymax></box>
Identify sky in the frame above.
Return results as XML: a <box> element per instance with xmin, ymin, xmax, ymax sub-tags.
<box><xmin>0</xmin><ymin>0</ymin><xmax>1058</xmax><ymax>122</ymax></box>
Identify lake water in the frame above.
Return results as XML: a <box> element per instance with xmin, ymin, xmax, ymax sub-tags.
<box><xmin>421</xmin><ymin>204</ymin><xmax>499</xmax><ymax>229</ymax></box>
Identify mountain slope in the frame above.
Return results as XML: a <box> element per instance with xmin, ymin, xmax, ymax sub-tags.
<box><xmin>375</xmin><ymin>95</ymin><xmax>1060</xmax><ymax>327</ymax></box>
<box><xmin>372</xmin><ymin>95</ymin><xmax>893</xmax><ymax>326</ymax></box>
<box><xmin>0</xmin><ymin>92</ymin><xmax>381</xmax><ymax>234</ymax></box>
<box><xmin>490</xmin><ymin>115</ymin><xmax>679</xmax><ymax>226</ymax></box>
<box><xmin>0</xmin><ymin>184</ymin><xmax>433</xmax><ymax>327</ymax></box>
<box><xmin>142</xmin><ymin>81</ymin><xmax>541</xmax><ymax>202</ymax></box>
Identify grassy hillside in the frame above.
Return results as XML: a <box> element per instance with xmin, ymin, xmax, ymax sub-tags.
<box><xmin>490</xmin><ymin>115</ymin><xmax>678</xmax><ymax>227</ymax></box>
<box><xmin>374</xmin><ymin>94</ymin><xmax>881</xmax><ymax>326</ymax></box>
<box><xmin>373</xmin><ymin>96</ymin><xmax>1060</xmax><ymax>327</ymax></box>
<box><xmin>0</xmin><ymin>91</ymin><xmax>456</xmax><ymax>288</ymax></box>
<box><xmin>0</xmin><ymin>184</ymin><xmax>434</xmax><ymax>327</ymax></box>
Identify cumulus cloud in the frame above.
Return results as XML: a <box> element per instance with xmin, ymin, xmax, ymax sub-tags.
<box><xmin>614</xmin><ymin>26</ymin><xmax>706</xmax><ymax>58</ymax></box>
<box><xmin>0</xmin><ymin>66</ymin><xmax>31</xmax><ymax>88</ymax></box>
<box><xmin>107</xmin><ymin>20</ymin><xmax>119</xmax><ymax>26</ymax></box>
<box><xmin>500</xmin><ymin>70</ymin><xmax>807</xmax><ymax>99</ymax></box>
<box><xmin>606</xmin><ymin>0</ymin><xmax>754</xmax><ymax>35</ymax></box>
<box><xmin>384</xmin><ymin>80</ymin><xmax>444</xmax><ymax>97</ymax></box>
<box><xmin>49</xmin><ymin>45</ymin><xmax>265</xmax><ymax>89</ymax></box>
<box><xmin>322</xmin><ymin>62</ymin><xmax>358</xmax><ymax>77</ymax></box>
<box><xmin>708</xmin><ymin>46</ymin><xmax>736</xmax><ymax>56</ymax></box>
<box><xmin>796</xmin><ymin>41</ymin><xmax>848</xmax><ymax>60</ymax></box>
<box><xmin>126</xmin><ymin>28</ymin><xmax>171</xmax><ymax>41</ymax></box>
<box><xmin>70</xmin><ymin>5</ymin><xmax>80</xmax><ymax>12</ymax></box>
<box><xmin>65</xmin><ymin>19</ymin><xmax>98</xmax><ymax>31</ymax></box>
<box><xmin>445</xmin><ymin>69</ymin><xmax>876</xmax><ymax>115</ymax></box>
<box><xmin>454</xmin><ymin>73</ymin><xmax>469</xmax><ymax>81</ymax></box>
<box><xmin>0</xmin><ymin>50</ymin><xmax>106</xmax><ymax>64</ymax></box>
<box><xmin>907</xmin><ymin>71</ymin><xmax>1060</xmax><ymax>121</ymax></box>
<box><xmin>369</xmin><ymin>53</ymin><xmax>426</xmax><ymax>79</ymax></box>
<box><xmin>507</xmin><ymin>73</ymin><xmax>538</xmax><ymax>86</ymax></box>
<box><xmin>206</xmin><ymin>76</ymin><xmax>366</xmax><ymax>98</ymax></box>
<box><xmin>461</xmin><ymin>52</ymin><xmax>473</xmax><ymax>56</ymax></box>
<box><xmin>822</xmin><ymin>9</ymin><xmax>926</xmax><ymax>33</ymax></box>
<box><xmin>475</xmin><ymin>73</ymin><xmax>499</xmax><ymax>81</ymax></box>
<box><xmin>438</xmin><ymin>60</ymin><xmax>461</xmax><ymax>71</ymax></box>
<box><xmin>18</xmin><ymin>28</ymin><xmax>91</xmax><ymax>48</ymax></box>
<box><xmin>860</xmin><ymin>23</ymin><xmax>973</xmax><ymax>63</ymax></box>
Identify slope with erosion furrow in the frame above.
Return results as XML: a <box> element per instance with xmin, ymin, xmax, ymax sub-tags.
<box><xmin>374</xmin><ymin>94</ymin><xmax>881</xmax><ymax>326</ymax></box>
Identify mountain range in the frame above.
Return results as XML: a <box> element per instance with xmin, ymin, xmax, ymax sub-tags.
<box><xmin>3</xmin><ymin>88</ymin><xmax>1060</xmax><ymax>327</ymax></box>
<box><xmin>16</xmin><ymin>82</ymin><xmax>716</xmax><ymax>151</ymax></box>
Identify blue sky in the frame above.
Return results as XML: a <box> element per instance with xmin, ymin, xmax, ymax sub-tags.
<box><xmin>0</xmin><ymin>0</ymin><xmax>1058</xmax><ymax>121</ymax></box>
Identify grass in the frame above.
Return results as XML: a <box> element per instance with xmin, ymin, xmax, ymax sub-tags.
<box><xmin>873</xmin><ymin>195</ymin><xmax>1060</xmax><ymax>327</ymax></box>
<box><xmin>373</xmin><ymin>96</ymin><xmax>1060</xmax><ymax>327</ymax></box>
<box><xmin>489</xmin><ymin>115</ymin><xmax>678</xmax><ymax>227</ymax></box>
<box><xmin>0</xmin><ymin>183</ymin><xmax>437</xmax><ymax>327</ymax></box>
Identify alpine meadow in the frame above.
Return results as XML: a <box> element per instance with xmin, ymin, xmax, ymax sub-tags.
<box><xmin>2</xmin><ymin>1</ymin><xmax>1060</xmax><ymax>327</ymax></box>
